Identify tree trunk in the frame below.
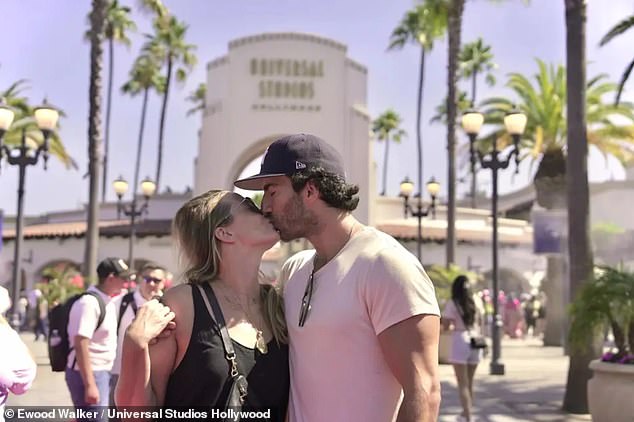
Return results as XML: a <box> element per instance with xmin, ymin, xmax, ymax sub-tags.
<box><xmin>416</xmin><ymin>47</ymin><xmax>426</xmax><ymax>262</ymax></box>
<box><xmin>533</xmin><ymin>148</ymin><xmax>567</xmax><ymax>347</ymax></box>
<box><xmin>102</xmin><ymin>37</ymin><xmax>114</xmax><ymax>203</ymax></box>
<box><xmin>471</xmin><ymin>69</ymin><xmax>477</xmax><ymax>106</ymax></box>
<box><xmin>542</xmin><ymin>255</ymin><xmax>566</xmax><ymax>346</ymax></box>
<box><xmin>381</xmin><ymin>135</ymin><xmax>390</xmax><ymax>196</ymax></box>
<box><xmin>84</xmin><ymin>0</ymin><xmax>107</xmax><ymax>283</ymax></box>
<box><xmin>446</xmin><ymin>0</ymin><xmax>465</xmax><ymax>267</ymax></box>
<box><xmin>563</xmin><ymin>0</ymin><xmax>600</xmax><ymax>414</ymax></box>
<box><xmin>155</xmin><ymin>57</ymin><xmax>173</xmax><ymax>192</ymax></box>
<box><xmin>134</xmin><ymin>88</ymin><xmax>150</xmax><ymax>197</ymax></box>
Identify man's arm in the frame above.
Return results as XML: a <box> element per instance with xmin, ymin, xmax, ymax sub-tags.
<box><xmin>73</xmin><ymin>335</ymin><xmax>100</xmax><ymax>405</ymax></box>
<box><xmin>377</xmin><ymin>314</ymin><xmax>441</xmax><ymax>422</ymax></box>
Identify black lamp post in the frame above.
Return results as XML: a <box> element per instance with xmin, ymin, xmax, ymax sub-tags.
<box><xmin>112</xmin><ymin>175</ymin><xmax>156</xmax><ymax>270</ymax></box>
<box><xmin>462</xmin><ymin>107</ymin><xmax>527</xmax><ymax>375</ymax></box>
<box><xmin>0</xmin><ymin>98</ymin><xmax>60</xmax><ymax>330</ymax></box>
<box><xmin>399</xmin><ymin>176</ymin><xmax>440</xmax><ymax>262</ymax></box>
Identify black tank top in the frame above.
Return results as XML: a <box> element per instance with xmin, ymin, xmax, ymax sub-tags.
<box><xmin>163</xmin><ymin>284</ymin><xmax>289</xmax><ymax>420</ymax></box>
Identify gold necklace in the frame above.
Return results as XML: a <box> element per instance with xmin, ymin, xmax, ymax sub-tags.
<box><xmin>215</xmin><ymin>282</ymin><xmax>268</xmax><ymax>354</ymax></box>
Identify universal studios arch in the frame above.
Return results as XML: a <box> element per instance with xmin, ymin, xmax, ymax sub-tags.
<box><xmin>194</xmin><ymin>32</ymin><xmax>375</xmax><ymax>224</ymax></box>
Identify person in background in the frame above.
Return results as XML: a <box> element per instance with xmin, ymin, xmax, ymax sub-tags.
<box><xmin>0</xmin><ymin>288</ymin><xmax>37</xmax><ymax>422</ymax></box>
<box><xmin>442</xmin><ymin>275</ymin><xmax>485</xmax><ymax>422</ymax></box>
<box><xmin>65</xmin><ymin>258</ymin><xmax>127</xmax><ymax>421</ymax></box>
<box><xmin>109</xmin><ymin>262</ymin><xmax>167</xmax><ymax>407</ymax></box>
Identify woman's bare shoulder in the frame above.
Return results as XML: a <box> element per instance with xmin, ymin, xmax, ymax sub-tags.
<box><xmin>162</xmin><ymin>283</ymin><xmax>192</xmax><ymax>310</ymax></box>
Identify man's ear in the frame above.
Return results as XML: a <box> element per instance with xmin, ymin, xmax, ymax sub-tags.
<box><xmin>214</xmin><ymin>226</ymin><xmax>234</xmax><ymax>243</ymax></box>
<box><xmin>304</xmin><ymin>180</ymin><xmax>320</xmax><ymax>203</ymax></box>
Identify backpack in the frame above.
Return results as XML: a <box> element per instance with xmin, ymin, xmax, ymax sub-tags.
<box><xmin>48</xmin><ymin>291</ymin><xmax>106</xmax><ymax>372</ymax></box>
<box><xmin>117</xmin><ymin>291</ymin><xmax>138</xmax><ymax>332</ymax></box>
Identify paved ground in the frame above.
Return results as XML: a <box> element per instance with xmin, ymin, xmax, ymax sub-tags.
<box><xmin>8</xmin><ymin>334</ymin><xmax>592</xmax><ymax>421</ymax></box>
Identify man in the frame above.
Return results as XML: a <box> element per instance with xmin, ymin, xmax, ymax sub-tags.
<box><xmin>109</xmin><ymin>262</ymin><xmax>166</xmax><ymax>407</ymax></box>
<box><xmin>65</xmin><ymin>258</ymin><xmax>127</xmax><ymax>418</ymax></box>
<box><xmin>235</xmin><ymin>134</ymin><xmax>441</xmax><ymax>421</ymax></box>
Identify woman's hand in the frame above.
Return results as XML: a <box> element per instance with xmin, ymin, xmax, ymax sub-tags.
<box><xmin>125</xmin><ymin>299</ymin><xmax>176</xmax><ymax>349</ymax></box>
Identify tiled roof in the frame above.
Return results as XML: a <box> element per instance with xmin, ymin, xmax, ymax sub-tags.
<box><xmin>1</xmin><ymin>219</ymin><xmax>172</xmax><ymax>240</ymax></box>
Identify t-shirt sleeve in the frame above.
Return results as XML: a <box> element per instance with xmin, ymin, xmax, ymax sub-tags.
<box><xmin>67</xmin><ymin>295</ymin><xmax>100</xmax><ymax>340</ymax></box>
<box><xmin>0</xmin><ymin>324</ymin><xmax>37</xmax><ymax>395</ymax></box>
<box><xmin>363</xmin><ymin>247</ymin><xmax>440</xmax><ymax>335</ymax></box>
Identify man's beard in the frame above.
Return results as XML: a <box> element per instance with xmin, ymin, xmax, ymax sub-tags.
<box><xmin>271</xmin><ymin>194</ymin><xmax>316</xmax><ymax>242</ymax></box>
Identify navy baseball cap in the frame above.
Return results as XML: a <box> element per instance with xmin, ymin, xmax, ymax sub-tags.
<box><xmin>234</xmin><ymin>133</ymin><xmax>346</xmax><ymax>190</ymax></box>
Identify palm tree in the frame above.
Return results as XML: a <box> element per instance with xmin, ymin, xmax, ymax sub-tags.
<box><xmin>100</xmin><ymin>0</ymin><xmax>136</xmax><ymax>203</ymax></box>
<box><xmin>479</xmin><ymin>59</ymin><xmax>634</xmax><ymax>348</ymax></box>
<box><xmin>431</xmin><ymin>91</ymin><xmax>477</xmax><ymax>206</ymax></box>
<box><xmin>186</xmin><ymin>83</ymin><xmax>206</xmax><ymax>117</ymax></box>
<box><xmin>145</xmin><ymin>15</ymin><xmax>197</xmax><ymax>192</ymax></box>
<box><xmin>430</xmin><ymin>91</ymin><xmax>470</xmax><ymax>125</ymax></box>
<box><xmin>445</xmin><ymin>0</ymin><xmax>529</xmax><ymax>267</ymax></box>
<box><xmin>372</xmin><ymin>109</ymin><xmax>407</xmax><ymax>196</ymax></box>
<box><xmin>1</xmin><ymin>80</ymin><xmax>75</xmax><ymax>167</ymax></box>
<box><xmin>121</xmin><ymin>54</ymin><xmax>165</xmax><ymax>204</ymax></box>
<box><xmin>84</xmin><ymin>0</ymin><xmax>108</xmax><ymax>283</ymax></box>
<box><xmin>563</xmin><ymin>0</ymin><xmax>601</xmax><ymax>413</ymax></box>
<box><xmin>389</xmin><ymin>1</ymin><xmax>447</xmax><ymax>259</ymax></box>
<box><xmin>459</xmin><ymin>37</ymin><xmax>496</xmax><ymax>105</ymax></box>
<box><xmin>599</xmin><ymin>14</ymin><xmax>634</xmax><ymax>104</ymax></box>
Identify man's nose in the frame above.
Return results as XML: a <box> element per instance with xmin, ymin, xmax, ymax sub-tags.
<box><xmin>261</xmin><ymin>194</ymin><xmax>272</xmax><ymax>214</ymax></box>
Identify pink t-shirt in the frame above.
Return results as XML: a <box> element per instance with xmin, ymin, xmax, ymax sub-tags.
<box><xmin>0</xmin><ymin>322</ymin><xmax>37</xmax><ymax>406</ymax></box>
<box><xmin>280</xmin><ymin>227</ymin><xmax>440</xmax><ymax>422</ymax></box>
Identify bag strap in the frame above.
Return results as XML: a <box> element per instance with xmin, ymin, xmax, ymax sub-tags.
<box><xmin>117</xmin><ymin>292</ymin><xmax>137</xmax><ymax>332</ymax></box>
<box><xmin>70</xmin><ymin>291</ymin><xmax>106</xmax><ymax>370</ymax></box>
<box><xmin>195</xmin><ymin>283</ymin><xmax>241</xmax><ymax>379</ymax></box>
<box><xmin>84</xmin><ymin>291</ymin><xmax>106</xmax><ymax>330</ymax></box>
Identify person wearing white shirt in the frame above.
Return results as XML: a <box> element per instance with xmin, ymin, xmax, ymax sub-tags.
<box><xmin>109</xmin><ymin>263</ymin><xmax>166</xmax><ymax>407</ymax></box>
<box><xmin>65</xmin><ymin>258</ymin><xmax>127</xmax><ymax>421</ymax></box>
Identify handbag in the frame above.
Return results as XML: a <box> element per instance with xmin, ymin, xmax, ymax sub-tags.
<box><xmin>454</xmin><ymin>300</ymin><xmax>488</xmax><ymax>350</ymax></box>
<box><xmin>470</xmin><ymin>336</ymin><xmax>487</xmax><ymax>349</ymax></box>
<box><xmin>197</xmin><ymin>283</ymin><xmax>249</xmax><ymax>418</ymax></box>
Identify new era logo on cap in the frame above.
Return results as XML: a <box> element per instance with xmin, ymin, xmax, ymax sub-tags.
<box><xmin>234</xmin><ymin>133</ymin><xmax>346</xmax><ymax>190</ymax></box>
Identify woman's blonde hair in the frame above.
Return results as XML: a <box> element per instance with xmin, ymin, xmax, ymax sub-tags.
<box><xmin>172</xmin><ymin>190</ymin><xmax>287</xmax><ymax>343</ymax></box>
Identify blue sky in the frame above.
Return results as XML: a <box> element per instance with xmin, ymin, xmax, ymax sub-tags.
<box><xmin>0</xmin><ymin>0</ymin><xmax>632</xmax><ymax>216</ymax></box>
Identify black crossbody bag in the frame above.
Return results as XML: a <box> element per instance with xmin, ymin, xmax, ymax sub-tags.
<box><xmin>196</xmin><ymin>283</ymin><xmax>249</xmax><ymax>419</ymax></box>
<box><xmin>454</xmin><ymin>300</ymin><xmax>487</xmax><ymax>350</ymax></box>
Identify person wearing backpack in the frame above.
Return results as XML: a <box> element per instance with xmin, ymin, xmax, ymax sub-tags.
<box><xmin>64</xmin><ymin>258</ymin><xmax>128</xmax><ymax>419</ymax></box>
<box><xmin>109</xmin><ymin>262</ymin><xmax>166</xmax><ymax>407</ymax></box>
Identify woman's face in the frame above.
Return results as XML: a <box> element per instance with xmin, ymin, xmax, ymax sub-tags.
<box><xmin>222</xmin><ymin>195</ymin><xmax>280</xmax><ymax>249</ymax></box>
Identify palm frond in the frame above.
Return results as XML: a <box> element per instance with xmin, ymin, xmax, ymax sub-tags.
<box><xmin>599</xmin><ymin>15</ymin><xmax>634</xmax><ymax>46</ymax></box>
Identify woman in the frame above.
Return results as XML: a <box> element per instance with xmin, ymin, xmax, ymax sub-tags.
<box><xmin>0</xmin><ymin>289</ymin><xmax>37</xmax><ymax>422</ymax></box>
<box><xmin>116</xmin><ymin>190</ymin><xmax>288</xmax><ymax>419</ymax></box>
<box><xmin>442</xmin><ymin>275</ymin><xmax>484</xmax><ymax>422</ymax></box>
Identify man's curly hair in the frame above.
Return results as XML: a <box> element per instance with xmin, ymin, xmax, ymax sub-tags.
<box><xmin>290</xmin><ymin>167</ymin><xmax>359</xmax><ymax>211</ymax></box>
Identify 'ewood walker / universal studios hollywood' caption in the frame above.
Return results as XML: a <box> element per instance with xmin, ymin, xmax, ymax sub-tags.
<box><xmin>4</xmin><ymin>407</ymin><xmax>273</xmax><ymax>421</ymax></box>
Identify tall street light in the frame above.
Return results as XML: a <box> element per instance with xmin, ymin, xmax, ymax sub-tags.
<box><xmin>462</xmin><ymin>107</ymin><xmax>527</xmax><ymax>375</ymax></box>
<box><xmin>461</xmin><ymin>109</ymin><xmax>485</xmax><ymax>209</ymax></box>
<box><xmin>399</xmin><ymin>176</ymin><xmax>441</xmax><ymax>262</ymax></box>
<box><xmin>113</xmin><ymin>175</ymin><xmax>156</xmax><ymax>270</ymax></box>
<box><xmin>0</xmin><ymin>98</ymin><xmax>60</xmax><ymax>330</ymax></box>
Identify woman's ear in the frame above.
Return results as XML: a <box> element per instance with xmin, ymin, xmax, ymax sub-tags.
<box><xmin>214</xmin><ymin>226</ymin><xmax>234</xmax><ymax>243</ymax></box>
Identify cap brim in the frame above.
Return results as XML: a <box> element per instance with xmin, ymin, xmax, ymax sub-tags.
<box><xmin>234</xmin><ymin>173</ymin><xmax>287</xmax><ymax>190</ymax></box>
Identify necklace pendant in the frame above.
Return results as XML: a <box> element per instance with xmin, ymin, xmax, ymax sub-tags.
<box><xmin>256</xmin><ymin>330</ymin><xmax>268</xmax><ymax>354</ymax></box>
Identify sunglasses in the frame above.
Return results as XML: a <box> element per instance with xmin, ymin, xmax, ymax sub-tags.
<box><xmin>218</xmin><ymin>196</ymin><xmax>262</xmax><ymax>226</ymax></box>
<box><xmin>298</xmin><ymin>269</ymin><xmax>316</xmax><ymax>327</ymax></box>
<box><xmin>143</xmin><ymin>276</ymin><xmax>164</xmax><ymax>284</ymax></box>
